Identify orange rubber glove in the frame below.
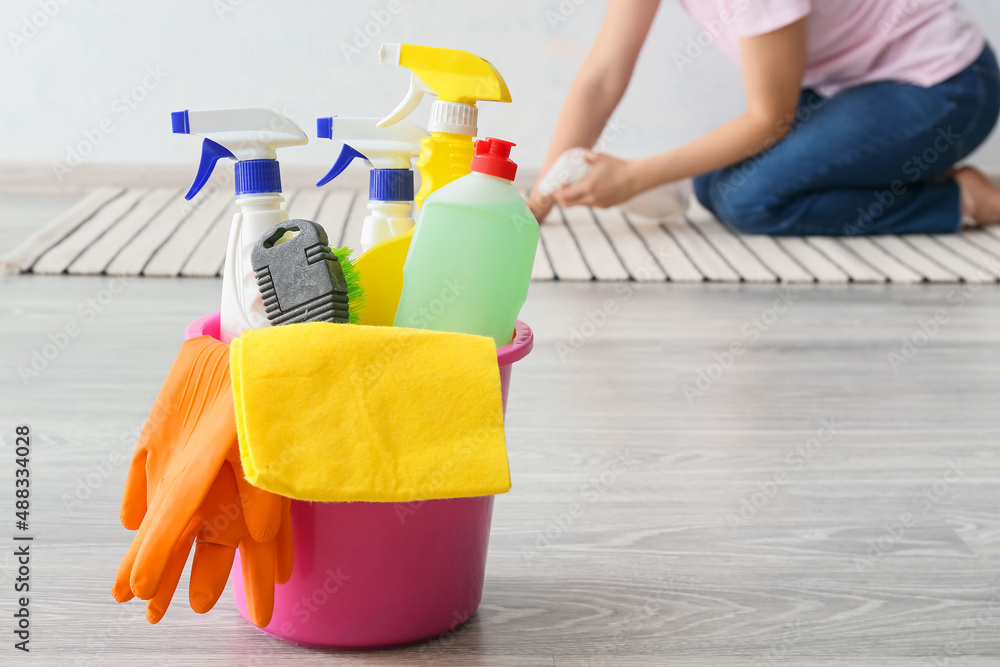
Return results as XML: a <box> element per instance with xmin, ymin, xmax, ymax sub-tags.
<box><xmin>112</xmin><ymin>336</ymin><xmax>292</xmax><ymax>627</ymax></box>
<box><xmin>139</xmin><ymin>464</ymin><xmax>293</xmax><ymax>625</ymax></box>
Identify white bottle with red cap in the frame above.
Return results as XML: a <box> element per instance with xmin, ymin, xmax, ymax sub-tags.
<box><xmin>393</xmin><ymin>137</ymin><xmax>539</xmax><ymax>347</ymax></box>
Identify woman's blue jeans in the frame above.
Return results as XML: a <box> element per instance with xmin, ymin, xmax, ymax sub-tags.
<box><xmin>693</xmin><ymin>45</ymin><xmax>1000</xmax><ymax>236</ymax></box>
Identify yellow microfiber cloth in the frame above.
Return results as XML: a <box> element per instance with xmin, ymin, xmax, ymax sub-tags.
<box><xmin>230</xmin><ymin>322</ymin><xmax>510</xmax><ymax>502</ymax></box>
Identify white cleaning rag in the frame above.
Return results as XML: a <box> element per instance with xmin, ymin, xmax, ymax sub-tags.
<box><xmin>538</xmin><ymin>147</ymin><xmax>690</xmax><ymax>218</ymax></box>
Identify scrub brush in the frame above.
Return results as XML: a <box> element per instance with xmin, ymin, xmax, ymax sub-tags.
<box><xmin>329</xmin><ymin>244</ymin><xmax>365</xmax><ymax>324</ymax></box>
<box><xmin>251</xmin><ymin>219</ymin><xmax>366</xmax><ymax>326</ymax></box>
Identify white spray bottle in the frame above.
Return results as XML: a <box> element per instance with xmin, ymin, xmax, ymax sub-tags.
<box><xmin>172</xmin><ymin>108</ymin><xmax>308</xmax><ymax>342</ymax></box>
<box><xmin>315</xmin><ymin>117</ymin><xmax>425</xmax><ymax>253</ymax></box>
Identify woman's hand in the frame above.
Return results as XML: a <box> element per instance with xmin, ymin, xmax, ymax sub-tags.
<box><xmin>556</xmin><ymin>151</ymin><xmax>642</xmax><ymax>209</ymax></box>
<box><xmin>527</xmin><ymin>191</ymin><xmax>556</xmax><ymax>222</ymax></box>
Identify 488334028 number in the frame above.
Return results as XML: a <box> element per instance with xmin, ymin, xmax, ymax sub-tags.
<box><xmin>15</xmin><ymin>425</ymin><xmax>30</xmax><ymax>531</ymax></box>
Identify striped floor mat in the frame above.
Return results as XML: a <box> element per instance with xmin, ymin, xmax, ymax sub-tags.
<box><xmin>4</xmin><ymin>186</ymin><xmax>1000</xmax><ymax>283</ymax></box>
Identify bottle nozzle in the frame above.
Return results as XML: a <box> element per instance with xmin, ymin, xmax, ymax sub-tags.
<box><xmin>317</xmin><ymin>116</ymin><xmax>334</xmax><ymax>140</ymax></box>
<box><xmin>375</xmin><ymin>43</ymin><xmax>511</xmax><ymax>133</ymax></box>
<box><xmin>315</xmin><ymin>116</ymin><xmax>424</xmax><ymax>187</ymax></box>
<box><xmin>471</xmin><ymin>138</ymin><xmax>517</xmax><ymax>181</ymax></box>
<box><xmin>172</xmin><ymin>108</ymin><xmax>307</xmax><ymax>199</ymax></box>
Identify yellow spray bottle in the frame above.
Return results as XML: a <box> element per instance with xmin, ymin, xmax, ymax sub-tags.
<box><xmin>353</xmin><ymin>43</ymin><xmax>511</xmax><ymax>326</ymax></box>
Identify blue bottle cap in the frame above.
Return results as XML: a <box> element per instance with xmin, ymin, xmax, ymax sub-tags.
<box><xmin>370</xmin><ymin>169</ymin><xmax>413</xmax><ymax>202</ymax></box>
<box><xmin>235</xmin><ymin>159</ymin><xmax>282</xmax><ymax>195</ymax></box>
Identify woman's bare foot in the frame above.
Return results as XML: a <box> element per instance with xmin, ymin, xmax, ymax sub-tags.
<box><xmin>952</xmin><ymin>166</ymin><xmax>1000</xmax><ymax>226</ymax></box>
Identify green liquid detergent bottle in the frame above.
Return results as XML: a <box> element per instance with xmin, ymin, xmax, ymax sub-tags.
<box><xmin>393</xmin><ymin>138</ymin><xmax>538</xmax><ymax>347</ymax></box>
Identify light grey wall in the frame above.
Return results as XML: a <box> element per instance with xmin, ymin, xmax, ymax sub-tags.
<box><xmin>3</xmin><ymin>0</ymin><xmax>999</xmax><ymax>185</ymax></box>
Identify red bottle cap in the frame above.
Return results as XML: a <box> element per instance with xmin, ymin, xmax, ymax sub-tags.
<box><xmin>471</xmin><ymin>138</ymin><xmax>517</xmax><ymax>181</ymax></box>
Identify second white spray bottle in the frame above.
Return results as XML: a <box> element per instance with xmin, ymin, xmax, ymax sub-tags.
<box><xmin>315</xmin><ymin>116</ymin><xmax>425</xmax><ymax>254</ymax></box>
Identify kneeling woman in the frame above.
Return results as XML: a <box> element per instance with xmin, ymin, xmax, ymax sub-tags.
<box><xmin>529</xmin><ymin>0</ymin><xmax>1000</xmax><ymax>235</ymax></box>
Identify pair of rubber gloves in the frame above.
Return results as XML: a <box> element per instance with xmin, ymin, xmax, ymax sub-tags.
<box><xmin>112</xmin><ymin>337</ymin><xmax>291</xmax><ymax>627</ymax></box>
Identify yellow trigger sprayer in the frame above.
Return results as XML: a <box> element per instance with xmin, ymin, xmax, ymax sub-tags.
<box><xmin>376</xmin><ymin>42</ymin><xmax>511</xmax><ymax>207</ymax></box>
<box><xmin>353</xmin><ymin>43</ymin><xmax>511</xmax><ymax>326</ymax></box>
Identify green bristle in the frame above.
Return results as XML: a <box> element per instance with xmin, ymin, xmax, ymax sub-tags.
<box><xmin>330</xmin><ymin>245</ymin><xmax>366</xmax><ymax>324</ymax></box>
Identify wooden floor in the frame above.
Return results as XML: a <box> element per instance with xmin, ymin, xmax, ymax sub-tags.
<box><xmin>2</xmin><ymin>266</ymin><xmax>1000</xmax><ymax>664</ymax></box>
<box><xmin>8</xmin><ymin>187</ymin><xmax>1000</xmax><ymax>284</ymax></box>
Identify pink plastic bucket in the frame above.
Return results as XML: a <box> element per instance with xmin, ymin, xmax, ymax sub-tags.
<box><xmin>184</xmin><ymin>312</ymin><xmax>533</xmax><ymax>648</ymax></box>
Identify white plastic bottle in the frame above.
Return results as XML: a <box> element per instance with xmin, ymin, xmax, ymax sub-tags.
<box><xmin>172</xmin><ymin>108</ymin><xmax>308</xmax><ymax>341</ymax></box>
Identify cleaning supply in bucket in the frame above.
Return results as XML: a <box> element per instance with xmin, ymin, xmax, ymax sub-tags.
<box><xmin>251</xmin><ymin>219</ymin><xmax>363</xmax><ymax>325</ymax></box>
<box><xmin>230</xmin><ymin>321</ymin><xmax>509</xmax><ymax>502</ymax></box>
<box><xmin>113</xmin><ymin>336</ymin><xmax>292</xmax><ymax>627</ymax></box>
<box><xmin>315</xmin><ymin>116</ymin><xmax>425</xmax><ymax>253</ymax></box>
<box><xmin>351</xmin><ymin>43</ymin><xmax>512</xmax><ymax>327</ymax></box>
<box><xmin>174</xmin><ymin>311</ymin><xmax>531</xmax><ymax>648</ymax></box>
<box><xmin>394</xmin><ymin>138</ymin><xmax>539</xmax><ymax>347</ymax></box>
<box><xmin>172</xmin><ymin>108</ymin><xmax>308</xmax><ymax>342</ymax></box>
<box><xmin>537</xmin><ymin>147</ymin><xmax>690</xmax><ymax>218</ymax></box>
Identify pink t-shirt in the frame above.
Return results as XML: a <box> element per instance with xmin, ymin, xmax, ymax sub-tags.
<box><xmin>678</xmin><ymin>0</ymin><xmax>985</xmax><ymax>97</ymax></box>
